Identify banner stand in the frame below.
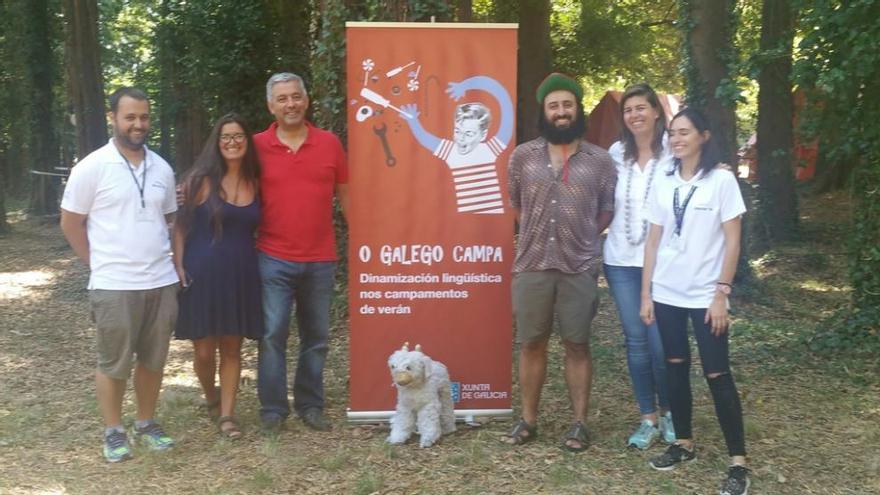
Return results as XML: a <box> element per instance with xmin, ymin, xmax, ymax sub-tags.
<box><xmin>345</xmin><ymin>22</ymin><xmax>518</xmax><ymax>424</ymax></box>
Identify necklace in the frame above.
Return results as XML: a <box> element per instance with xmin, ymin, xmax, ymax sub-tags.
<box><xmin>623</xmin><ymin>157</ymin><xmax>657</xmax><ymax>246</ymax></box>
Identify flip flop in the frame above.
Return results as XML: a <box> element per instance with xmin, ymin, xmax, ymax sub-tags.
<box><xmin>561</xmin><ymin>421</ymin><xmax>589</xmax><ymax>452</ymax></box>
<box><xmin>501</xmin><ymin>418</ymin><xmax>537</xmax><ymax>445</ymax></box>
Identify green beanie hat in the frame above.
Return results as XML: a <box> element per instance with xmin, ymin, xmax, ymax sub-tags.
<box><xmin>535</xmin><ymin>72</ymin><xmax>583</xmax><ymax>104</ymax></box>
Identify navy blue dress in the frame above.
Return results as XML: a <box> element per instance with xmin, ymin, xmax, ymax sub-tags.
<box><xmin>175</xmin><ymin>199</ymin><xmax>263</xmax><ymax>340</ymax></box>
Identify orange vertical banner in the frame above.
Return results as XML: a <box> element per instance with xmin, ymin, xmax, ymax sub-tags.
<box><xmin>346</xmin><ymin>23</ymin><xmax>517</xmax><ymax>421</ymax></box>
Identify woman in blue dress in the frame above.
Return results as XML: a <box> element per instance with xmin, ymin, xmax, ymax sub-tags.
<box><xmin>174</xmin><ymin>113</ymin><xmax>262</xmax><ymax>439</ymax></box>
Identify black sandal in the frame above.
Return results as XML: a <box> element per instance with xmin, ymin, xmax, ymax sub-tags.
<box><xmin>561</xmin><ymin>421</ymin><xmax>589</xmax><ymax>452</ymax></box>
<box><xmin>501</xmin><ymin>418</ymin><xmax>537</xmax><ymax>445</ymax></box>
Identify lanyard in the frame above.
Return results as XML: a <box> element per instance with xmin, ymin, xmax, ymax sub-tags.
<box><xmin>119</xmin><ymin>151</ymin><xmax>147</xmax><ymax>209</ymax></box>
<box><xmin>673</xmin><ymin>185</ymin><xmax>697</xmax><ymax>236</ymax></box>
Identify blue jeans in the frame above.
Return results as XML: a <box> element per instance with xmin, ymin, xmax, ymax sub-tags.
<box><xmin>604</xmin><ymin>264</ymin><xmax>669</xmax><ymax>415</ymax></box>
<box><xmin>257</xmin><ymin>253</ymin><xmax>336</xmax><ymax>420</ymax></box>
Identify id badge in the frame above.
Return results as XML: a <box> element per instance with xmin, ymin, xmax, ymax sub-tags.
<box><xmin>136</xmin><ymin>207</ymin><xmax>153</xmax><ymax>223</ymax></box>
<box><xmin>667</xmin><ymin>233</ymin><xmax>684</xmax><ymax>252</ymax></box>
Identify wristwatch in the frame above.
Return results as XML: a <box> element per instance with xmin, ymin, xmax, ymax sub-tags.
<box><xmin>716</xmin><ymin>282</ymin><xmax>732</xmax><ymax>295</ymax></box>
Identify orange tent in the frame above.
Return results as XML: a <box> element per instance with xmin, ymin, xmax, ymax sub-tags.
<box><xmin>585</xmin><ymin>90</ymin><xmax>682</xmax><ymax>150</ymax></box>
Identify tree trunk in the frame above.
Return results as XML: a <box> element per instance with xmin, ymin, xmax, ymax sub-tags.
<box><xmin>62</xmin><ymin>0</ymin><xmax>107</xmax><ymax>159</ymax></box>
<box><xmin>0</xmin><ymin>150</ymin><xmax>8</xmax><ymax>234</ymax></box>
<box><xmin>26</xmin><ymin>0</ymin><xmax>61</xmax><ymax>214</ymax></box>
<box><xmin>517</xmin><ymin>0</ymin><xmax>553</xmax><ymax>142</ymax></box>
<box><xmin>682</xmin><ymin>0</ymin><xmax>752</xmax><ymax>281</ymax></box>
<box><xmin>173</xmin><ymin>85</ymin><xmax>207</xmax><ymax>173</ymax></box>
<box><xmin>157</xmin><ymin>0</ymin><xmax>174</xmax><ymax>162</ymax></box>
<box><xmin>457</xmin><ymin>0</ymin><xmax>473</xmax><ymax>21</ymax></box>
<box><xmin>755</xmin><ymin>0</ymin><xmax>797</xmax><ymax>243</ymax></box>
<box><xmin>684</xmin><ymin>0</ymin><xmax>737</xmax><ymax>164</ymax></box>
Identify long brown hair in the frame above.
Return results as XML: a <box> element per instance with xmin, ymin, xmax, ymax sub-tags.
<box><xmin>177</xmin><ymin>113</ymin><xmax>260</xmax><ymax>241</ymax></box>
<box><xmin>619</xmin><ymin>83</ymin><xmax>667</xmax><ymax>163</ymax></box>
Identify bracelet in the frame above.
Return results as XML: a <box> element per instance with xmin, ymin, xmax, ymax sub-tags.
<box><xmin>716</xmin><ymin>282</ymin><xmax>733</xmax><ymax>287</ymax></box>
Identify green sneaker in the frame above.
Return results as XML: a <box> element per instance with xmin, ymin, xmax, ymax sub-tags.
<box><xmin>103</xmin><ymin>430</ymin><xmax>133</xmax><ymax>463</ymax></box>
<box><xmin>659</xmin><ymin>411</ymin><xmax>676</xmax><ymax>444</ymax></box>
<box><xmin>134</xmin><ymin>422</ymin><xmax>175</xmax><ymax>451</ymax></box>
<box><xmin>627</xmin><ymin>420</ymin><xmax>659</xmax><ymax>450</ymax></box>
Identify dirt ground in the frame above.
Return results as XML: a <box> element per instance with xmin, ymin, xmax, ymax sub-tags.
<box><xmin>1</xmin><ymin>191</ymin><xmax>878</xmax><ymax>495</ymax></box>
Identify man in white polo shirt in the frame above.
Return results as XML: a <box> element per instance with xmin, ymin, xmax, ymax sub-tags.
<box><xmin>60</xmin><ymin>87</ymin><xmax>179</xmax><ymax>463</ymax></box>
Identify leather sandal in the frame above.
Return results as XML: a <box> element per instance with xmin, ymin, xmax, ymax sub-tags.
<box><xmin>501</xmin><ymin>418</ymin><xmax>537</xmax><ymax>445</ymax></box>
<box><xmin>561</xmin><ymin>421</ymin><xmax>589</xmax><ymax>452</ymax></box>
<box><xmin>217</xmin><ymin>416</ymin><xmax>242</xmax><ymax>440</ymax></box>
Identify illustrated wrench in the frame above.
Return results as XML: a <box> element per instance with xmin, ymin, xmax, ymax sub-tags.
<box><xmin>373</xmin><ymin>123</ymin><xmax>396</xmax><ymax>167</ymax></box>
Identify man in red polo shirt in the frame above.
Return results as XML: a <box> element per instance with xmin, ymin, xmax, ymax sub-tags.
<box><xmin>255</xmin><ymin>72</ymin><xmax>349</xmax><ymax>434</ymax></box>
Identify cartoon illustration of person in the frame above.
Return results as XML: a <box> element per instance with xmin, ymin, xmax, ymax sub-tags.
<box><xmin>400</xmin><ymin>76</ymin><xmax>514</xmax><ymax>214</ymax></box>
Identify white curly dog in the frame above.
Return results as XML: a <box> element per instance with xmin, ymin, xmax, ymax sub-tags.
<box><xmin>386</xmin><ymin>343</ymin><xmax>456</xmax><ymax>447</ymax></box>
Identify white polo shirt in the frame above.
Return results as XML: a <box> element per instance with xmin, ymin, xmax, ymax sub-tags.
<box><xmin>603</xmin><ymin>140</ymin><xmax>673</xmax><ymax>267</ymax></box>
<box><xmin>61</xmin><ymin>139</ymin><xmax>178</xmax><ymax>290</ymax></box>
<box><xmin>646</xmin><ymin>167</ymin><xmax>746</xmax><ymax>308</ymax></box>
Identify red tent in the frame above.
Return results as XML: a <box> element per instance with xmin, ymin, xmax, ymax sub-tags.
<box><xmin>585</xmin><ymin>90</ymin><xmax>682</xmax><ymax>150</ymax></box>
<box><xmin>738</xmin><ymin>90</ymin><xmax>818</xmax><ymax>182</ymax></box>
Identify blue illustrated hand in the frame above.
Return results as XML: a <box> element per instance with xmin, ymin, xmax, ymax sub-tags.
<box><xmin>399</xmin><ymin>103</ymin><xmax>420</xmax><ymax>121</ymax></box>
<box><xmin>446</xmin><ymin>81</ymin><xmax>468</xmax><ymax>101</ymax></box>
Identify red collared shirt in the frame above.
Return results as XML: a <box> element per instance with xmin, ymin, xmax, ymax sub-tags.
<box><xmin>254</xmin><ymin>121</ymin><xmax>348</xmax><ymax>261</ymax></box>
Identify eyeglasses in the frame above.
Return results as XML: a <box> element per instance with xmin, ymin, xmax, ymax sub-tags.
<box><xmin>220</xmin><ymin>133</ymin><xmax>246</xmax><ymax>144</ymax></box>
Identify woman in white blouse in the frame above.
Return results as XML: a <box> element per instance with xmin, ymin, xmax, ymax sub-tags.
<box><xmin>604</xmin><ymin>83</ymin><xmax>675</xmax><ymax>450</ymax></box>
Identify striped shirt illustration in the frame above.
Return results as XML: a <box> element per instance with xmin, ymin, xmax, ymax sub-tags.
<box><xmin>433</xmin><ymin>136</ymin><xmax>506</xmax><ymax>214</ymax></box>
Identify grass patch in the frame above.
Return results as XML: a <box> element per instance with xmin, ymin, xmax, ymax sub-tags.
<box><xmin>1</xmin><ymin>190</ymin><xmax>879</xmax><ymax>494</ymax></box>
<box><xmin>353</xmin><ymin>470</ymin><xmax>383</xmax><ymax>495</ymax></box>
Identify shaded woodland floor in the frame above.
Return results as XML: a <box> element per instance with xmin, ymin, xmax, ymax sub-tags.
<box><xmin>1</xmin><ymin>191</ymin><xmax>878</xmax><ymax>494</ymax></box>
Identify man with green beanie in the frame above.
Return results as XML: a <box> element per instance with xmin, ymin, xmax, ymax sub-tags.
<box><xmin>501</xmin><ymin>72</ymin><xmax>617</xmax><ymax>452</ymax></box>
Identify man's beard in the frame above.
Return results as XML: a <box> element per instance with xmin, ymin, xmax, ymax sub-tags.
<box><xmin>115</xmin><ymin>130</ymin><xmax>147</xmax><ymax>150</ymax></box>
<box><xmin>539</xmin><ymin>111</ymin><xmax>587</xmax><ymax>145</ymax></box>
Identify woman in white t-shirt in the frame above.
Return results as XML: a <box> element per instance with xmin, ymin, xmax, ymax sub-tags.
<box><xmin>639</xmin><ymin>108</ymin><xmax>749</xmax><ymax>495</ymax></box>
<box><xmin>603</xmin><ymin>83</ymin><xmax>675</xmax><ymax>450</ymax></box>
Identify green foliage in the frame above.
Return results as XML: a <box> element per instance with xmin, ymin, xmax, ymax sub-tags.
<box><xmin>554</xmin><ymin>0</ymin><xmax>684</xmax><ymax>105</ymax></box>
<box><xmin>156</xmin><ymin>0</ymin><xmax>278</xmax><ymax>130</ymax></box>
<box><xmin>311</xmin><ymin>0</ymin><xmax>348</xmax><ymax>137</ymax></box>
<box><xmin>795</xmin><ymin>0</ymin><xmax>880</xmax><ymax>350</ymax></box>
<box><xmin>409</xmin><ymin>0</ymin><xmax>452</xmax><ymax>20</ymax></box>
<box><xmin>0</xmin><ymin>0</ymin><xmax>34</xmax><ymax>196</ymax></box>
<box><xmin>99</xmin><ymin>0</ymin><xmax>158</xmax><ymax>90</ymax></box>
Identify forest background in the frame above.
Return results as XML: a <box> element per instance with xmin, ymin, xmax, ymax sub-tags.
<box><xmin>1</xmin><ymin>0</ymin><xmax>875</xmax><ymax>353</ymax></box>
<box><xmin>0</xmin><ymin>0</ymin><xmax>880</xmax><ymax>372</ymax></box>
<box><xmin>1</xmin><ymin>1</ymin><xmax>879</xmax><ymax>494</ymax></box>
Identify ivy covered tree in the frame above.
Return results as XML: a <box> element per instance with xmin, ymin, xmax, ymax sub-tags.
<box><xmin>796</xmin><ymin>0</ymin><xmax>880</xmax><ymax>350</ymax></box>
<box><xmin>678</xmin><ymin>0</ymin><xmax>738</xmax><ymax>164</ymax></box>
<box><xmin>754</xmin><ymin>0</ymin><xmax>798</xmax><ymax>244</ymax></box>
